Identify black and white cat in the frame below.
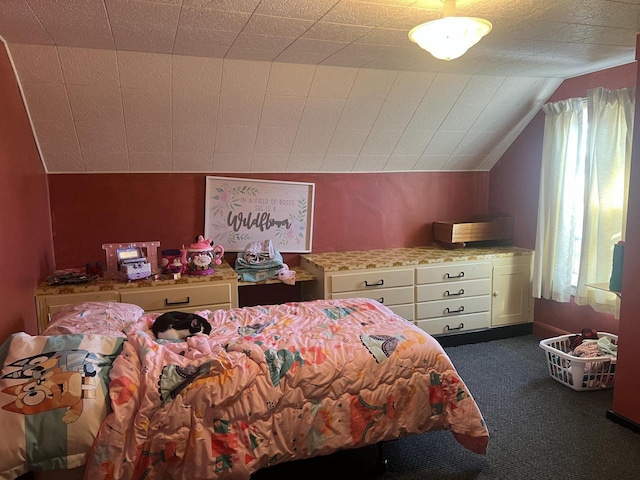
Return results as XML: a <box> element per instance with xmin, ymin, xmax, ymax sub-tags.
<box><xmin>151</xmin><ymin>311</ymin><xmax>212</xmax><ymax>340</ymax></box>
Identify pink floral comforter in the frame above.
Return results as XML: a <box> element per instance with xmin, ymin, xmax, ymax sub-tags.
<box><xmin>74</xmin><ymin>298</ymin><xmax>488</xmax><ymax>479</ymax></box>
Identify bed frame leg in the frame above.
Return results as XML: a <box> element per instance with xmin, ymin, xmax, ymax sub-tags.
<box><xmin>371</xmin><ymin>441</ymin><xmax>388</xmax><ymax>476</ymax></box>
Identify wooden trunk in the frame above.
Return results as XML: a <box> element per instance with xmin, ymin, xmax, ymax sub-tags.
<box><xmin>433</xmin><ymin>216</ymin><xmax>513</xmax><ymax>245</ymax></box>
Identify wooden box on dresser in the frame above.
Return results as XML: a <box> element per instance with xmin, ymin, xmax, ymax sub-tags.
<box><xmin>300</xmin><ymin>246</ymin><xmax>534</xmax><ymax>342</ymax></box>
<box><xmin>34</xmin><ymin>261</ymin><xmax>239</xmax><ymax>333</ymax></box>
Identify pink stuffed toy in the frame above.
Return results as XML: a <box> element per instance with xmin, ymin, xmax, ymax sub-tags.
<box><xmin>277</xmin><ymin>264</ymin><xmax>296</xmax><ymax>285</ymax></box>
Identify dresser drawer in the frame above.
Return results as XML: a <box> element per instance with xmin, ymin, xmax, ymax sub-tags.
<box><xmin>416</xmin><ymin>312</ymin><xmax>490</xmax><ymax>336</ymax></box>
<box><xmin>38</xmin><ymin>291</ymin><xmax>120</xmax><ymax>330</ymax></box>
<box><xmin>331</xmin><ymin>286</ymin><xmax>414</xmax><ymax>306</ymax></box>
<box><xmin>416</xmin><ymin>261</ymin><xmax>491</xmax><ymax>285</ymax></box>
<box><xmin>416</xmin><ymin>278</ymin><xmax>491</xmax><ymax>302</ymax></box>
<box><xmin>389</xmin><ymin>303</ymin><xmax>415</xmax><ymax>322</ymax></box>
<box><xmin>329</xmin><ymin>268</ymin><xmax>414</xmax><ymax>293</ymax></box>
<box><xmin>120</xmin><ymin>283</ymin><xmax>233</xmax><ymax>312</ymax></box>
<box><xmin>416</xmin><ymin>295</ymin><xmax>491</xmax><ymax>320</ymax></box>
<box><xmin>43</xmin><ymin>291</ymin><xmax>120</xmax><ymax>311</ymax></box>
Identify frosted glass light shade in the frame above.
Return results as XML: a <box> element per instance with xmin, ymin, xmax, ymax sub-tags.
<box><xmin>408</xmin><ymin>16</ymin><xmax>492</xmax><ymax>61</ymax></box>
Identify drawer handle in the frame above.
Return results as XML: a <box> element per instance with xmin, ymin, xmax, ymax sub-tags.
<box><xmin>378</xmin><ymin>297</ymin><xmax>384</xmax><ymax>304</ymax></box>
<box><xmin>445</xmin><ymin>288</ymin><xmax>465</xmax><ymax>297</ymax></box>
<box><xmin>165</xmin><ymin>296</ymin><xmax>190</xmax><ymax>306</ymax></box>
<box><xmin>444</xmin><ymin>272</ymin><xmax>465</xmax><ymax>279</ymax></box>
<box><xmin>445</xmin><ymin>323</ymin><xmax>465</xmax><ymax>331</ymax></box>
<box><xmin>364</xmin><ymin>279</ymin><xmax>384</xmax><ymax>287</ymax></box>
<box><xmin>444</xmin><ymin>306</ymin><xmax>465</xmax><ymax>314</ymax></box>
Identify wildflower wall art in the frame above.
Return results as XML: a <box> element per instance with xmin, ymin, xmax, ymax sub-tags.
<box><xmin>204</xmin><ymin>176</ymin><xmax>315</xmax><ymax>252</ymax></box>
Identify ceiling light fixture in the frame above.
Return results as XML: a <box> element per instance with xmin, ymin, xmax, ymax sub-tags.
<box><xmin>408</xmin><ymin>0</ymin><xmax>492</xmax><ymax>61</ymax></box>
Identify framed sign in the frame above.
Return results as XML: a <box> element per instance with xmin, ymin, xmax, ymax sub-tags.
<box><xmin>204</xmin><ymin>176</ymin><xmax>315</xmax><ymax>253</ymax></box>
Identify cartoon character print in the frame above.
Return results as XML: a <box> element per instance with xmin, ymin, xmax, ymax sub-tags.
<box><xmin>349</xmin><ymin>393</ymin><xmax>396</xmax><ymax>446</ymax></box>
<box><xmin>1</xmin><ymin>349</ymin><xmax>105</xmax><ymax>422</ymax></box>
<box><xmin>131</xmin><ymin>441</ymin><xmax>178</xmax><ymax>479</ymax></box>
<box><xmin>209</xmin><ymin>418</ymin><xmax>265</xmax><ymax>472</ymax></box>
<box><xmin>360</xmin><ymin>334</ymin><xmax>401</xmax><ymax>363</ymax></box>
<box><xmin>428</xmin><ymin>371</ymin><xmax>469</xmax><ymax>417</ymax></box>
<box><xmin>307</xmin><ymin>401</ymin><xmax>334</xmax><ymax>452</ymax></box>
<box><xmin>239</xmin><ymin>420</ymin><xmax>263</xmax><ymax>465</ymax></box>
<box><xmin>110</xmin><ymin>376</ymin><xmax>138</xmax><ymax>406</ymax></box>
<box><xmin>264</xmin><ymin>348</ymin><xmax>305</xmax><ymax>387</ymax></box>
<box><xmin>2</xmin><ymin>349</ymin><xmax>107</xmax><ymax>381</ymax></box>
<box><xmin>238</xmin><ymin>320</ymin><xmax>274</xmax><ymax>337</ymax></box>
<box><xmin>211</xmin><ymin>419</ymin><xmax>238</xmax><ymax>473</ymax></box>
<box><xmin>2</xmin><ymin>370</ymin><xmax>96</xmax><ymax>423</ymax></box>
<box><xmin>322</xmin><ymin>306</ymin><xmax>356</xmax><ymax>321</ymax></box>
<box><xmin>158</xmin><ymin>363</ymin><xmax>209</xmax><ymax>406</ymax></box>
<box><xmin>157</xmin><ymin>357</ymin><xmax>232</xmax><ymax>407</ymax></box>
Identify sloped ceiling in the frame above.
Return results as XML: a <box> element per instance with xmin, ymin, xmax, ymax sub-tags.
<box><xmin>1</xmin><ymin>0</ymin><xmax>637</xmax><ymax>173</ymax></box>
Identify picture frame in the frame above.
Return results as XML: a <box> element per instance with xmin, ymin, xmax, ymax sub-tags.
<box><xmin>204</xmin><ymin>176</ymin><xmax>315</xmax><ymax>253</ymax></box>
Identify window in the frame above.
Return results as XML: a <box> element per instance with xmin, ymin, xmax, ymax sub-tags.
<box><xmin>533</xmin><ymin>87</ymin><xmax>634</xmax><ymax>316</ymax></box>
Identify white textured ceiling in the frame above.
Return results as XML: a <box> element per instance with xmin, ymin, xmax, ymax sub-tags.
<box><xmin>1</xmin><ymin>0</ymin><xmax>638</xmax><ymax>173</ymax></box>
<box><xmin>2</xmin><ymin>0</ymin><xmax>637</xmax><ymax>77</ymax></box>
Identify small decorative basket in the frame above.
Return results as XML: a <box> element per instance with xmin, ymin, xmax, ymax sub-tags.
<box><xmin>116</xmin><ymin>246</ymin><xmax>152</xmax><ymax>281</ymax></box>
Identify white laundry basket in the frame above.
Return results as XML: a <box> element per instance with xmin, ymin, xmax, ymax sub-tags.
<box><xmin>539</xmin><ymin>332</ymin><xmax>617</xmax><ymax>391</ymax></box>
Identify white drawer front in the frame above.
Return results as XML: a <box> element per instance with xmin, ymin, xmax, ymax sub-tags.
<box><xmin>120</xmin><ymin>283</ymin><xmax>232</xmax><ymax>311</ymax></box>
<box><xmin>416</xmin><ymin>295</ymin><xmax>491</xmax><ymax>320</ymax></box>
<box><xmin>389</xmin><ymin>303</ymin><xmax>415</xmax><ymax>322</ymax></box>
<box><xmin>416</xmin><ymin>278</ymin><xmax>491</xmax><ymax>302</ymax></box>
<box><xmin>416</xmin><ymin>312</ymin><xmax>491</xmax><ymax>336</ymax></box>
<box><xmin>329</xmin><ymin>268</ymin><xmax>414</xmax><ymax>293</ymax></box>
<box><xmin>331</xmin><ymin>286</ymin><xmax>414</xmax><ymax>306</ymax></box>
<box><xmin>46</xmin><ymin>292</ymin><xmax>120</xmax><ymax>318</ymax></box>
<box><xmin>416</xmin><ymin>261</ymin><xmax>491</xmax><ymax>285</ymax></box>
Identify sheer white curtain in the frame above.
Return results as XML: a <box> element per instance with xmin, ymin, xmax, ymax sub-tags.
<box><xmin>533</xmin><ymin>98</ymin><xmax>585</xmax><ymax>302</ymax></box>
<box><xmin>575</xmin><ymin>87</ymin><xmax>635</xmax><ymax>314</ymax></box>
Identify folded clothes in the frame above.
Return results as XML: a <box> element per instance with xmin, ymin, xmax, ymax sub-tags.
<box><xmin>236</xmin><ymin>264</ymin><xmax>284</xmax><ymax>283</ymax></box>
<box><xmin>235</xmin><ymin>241</ymin><xmax>296</xmax><ymax>285</ymax></box>
<box><xmin>236</xmin><ymin>249</ymin><xmax>284</xmax><ymax>282</ymax></box>
<box><xmin>243</xmin><ymin>239</ymin><xmax>276</xmax><ymax>265</ymax></box>
<box><xmin>236</xmin><ymin>250</ymin><xmax>284</xmax><ymax>271</ymax></box>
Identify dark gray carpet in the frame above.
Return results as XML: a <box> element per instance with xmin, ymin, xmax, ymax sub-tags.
<box><xmin>254</xmin><ymin>334</ymin><xmax>640</xmax><ymax>480</ymax></box>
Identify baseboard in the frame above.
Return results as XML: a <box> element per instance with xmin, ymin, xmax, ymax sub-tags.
<box><xmin>435</xmin><ymin>323</ymin><xmax>534</xmax><ymax>347</ymax></box>
<box><xmin>531</xmin><ymin>321</ymin><xmax>569</xmax><ymax>339</ymax></box>
<box><xmin>606</xmin><ymin>410</ymin><xmax>640</xmax><ymax>434</ymax></box>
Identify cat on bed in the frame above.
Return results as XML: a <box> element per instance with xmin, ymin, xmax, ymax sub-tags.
<box><xmin>151</xmin><ymin>311</ymin><xmax>211</xmax><ymax>340</ymax></box>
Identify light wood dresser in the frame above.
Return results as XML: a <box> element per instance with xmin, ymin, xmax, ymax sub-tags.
<box><xmin>34</xmin><ymin>261</ymin><xmax>239</xmax><ymax>333</ymax></box>
<box><xmin>300</xmin><ymin>246</ymin><xmax>534</xmax><ymax>337</ymax></box>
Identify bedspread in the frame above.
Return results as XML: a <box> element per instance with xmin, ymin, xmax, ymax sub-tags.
<box><xmin>83</xmin><ymin>298</ymin><xmax>488</xmax><ymax>479</ymax></box>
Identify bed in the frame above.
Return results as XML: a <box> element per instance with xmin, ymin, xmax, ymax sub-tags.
<box><xmin>0</xmin><ymin>298</ymin><xmax>489</xmax><ymax>479</ymax></box>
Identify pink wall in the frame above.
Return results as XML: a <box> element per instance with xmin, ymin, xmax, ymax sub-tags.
<box><xmin>0</xmin><ymin>43</ymin><xmax>54</xmax><ymax>340</ymax></box>
<box><xmin>546</xmin><ymin>62</ymin><xmax>637</xmax><ymax>103</ymax></box>
<box><xmin>48</xmin><ymin>171</ymin><xmax>489</xmax><ymax>269</ymax></box>
<box><xmin>490</xmin><ymin>62</ymin><xmax>637</xmax><ymax>338</ymax></box>
<box><xmin>611</xmin><ymin>36</ymin><xmax>640</xmax><ymax>427</ymax></box>
<box><xmin>489</xmin><ymin>113</ymin><xmax>544</xmax><ymax>250</ymax></box>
